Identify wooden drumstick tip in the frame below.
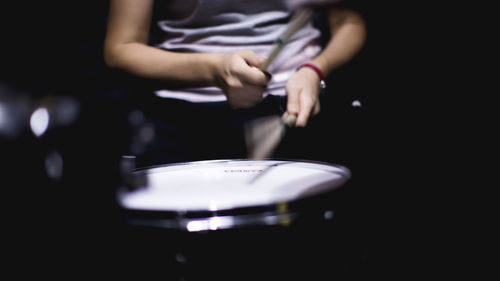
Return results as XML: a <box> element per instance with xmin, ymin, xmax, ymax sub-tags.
<box><xmin>283</xmin><ymin>114</ymin><xmax>297</xmax><ymax>128</ymax></box>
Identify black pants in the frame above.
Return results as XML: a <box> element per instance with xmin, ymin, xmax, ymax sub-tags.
<box><xmin>126</xmin><ymin>90</ymin><xmax>366</xmax><ymax>171</ymax></box>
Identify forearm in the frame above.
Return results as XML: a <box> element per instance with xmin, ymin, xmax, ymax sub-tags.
<box><xmin>310</xmin><ymin>8</ymin><xmax>366</xmax><ymax>77</ymax></box>
<box><xmin>104</xmin><ymin>0</ymin><xmax>222</xmax><ymax>88</ymax></box>
<box><xmin>104</xmin><ymin>43</ymin><xmax>221</xmax><ymax>88</ymax></box>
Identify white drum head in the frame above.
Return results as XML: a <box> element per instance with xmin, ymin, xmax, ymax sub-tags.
<box><xmin>118</xmin><ymin>159</ymin><xmax>350</xmax><ymax>212</ymax></box>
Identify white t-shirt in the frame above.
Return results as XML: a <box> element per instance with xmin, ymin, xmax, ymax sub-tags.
<box><xmin>152</xmin><ymin>0</ymin><xmax>327</xmax><ymax>102</ymax></box>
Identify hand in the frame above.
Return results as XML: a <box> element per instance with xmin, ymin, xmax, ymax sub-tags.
<box><xmin>285</xmin><ymin>67</ymin><xmax>321</xmax><ymax>127</ymax></box>
<box><xmin>215</xmin><ymin>51</ymin><xmax>270</xmax><ymax>108</ymax></box>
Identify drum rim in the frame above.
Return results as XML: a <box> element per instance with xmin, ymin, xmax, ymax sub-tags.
<box><xmin>125</xmin><ymin>208</ymin><xmax>301</xmax><ymax>232</ymax></box>
<box><xmin>122</xmin><ymin>193</ymin><xmax>336</xmax><ymax>232</ymax></box>
<box><xmin>119</xmin><ymin>158</ymin><xmax>350</xmax><ymax>232</ymax></box>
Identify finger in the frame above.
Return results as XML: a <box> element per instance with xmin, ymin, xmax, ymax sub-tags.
<box><xmin>238</xmin><ymin>50</ymin><xmax>266</xmax><ymax>68</ymax></box>
<box><xmin>238</xmin><ymin>52</ymin><xmax>269</xmax><ymax>86</ymax></box>
<box><xmin>240</xmin><ymin>66</ymin><xmax>269</xmax><ymax>86</ymax></box>
<box><xmin>286</xmin><ymin>86</ymin><xmax>300</xmax><ymax>117</ymax></box>
<box><xmin>313</xmin><ymin>100</ymin><xmax>321</xmax><ymax>115</ymax></box>
<box><xmin>296</xmin><ymin>96</ymin><xmax>315</xmax><ymax>127</ymax></box>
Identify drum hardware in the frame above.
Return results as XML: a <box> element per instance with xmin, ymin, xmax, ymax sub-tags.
<box><xmin>120</xmin><ymin>155</ymin><xmax>149</xmax><ymax>191</ymax></box>
<box><xmin>126</xmin><ymin>209</ymin><xmax>298</xmax><ymax>232</ymax></box>
<box><xmin>127</xmin><ymin>109</ymin><xmax>155</xmax><ymax>156</ymax></box>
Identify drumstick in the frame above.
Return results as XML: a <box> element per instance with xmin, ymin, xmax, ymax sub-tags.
<box><xmin>260</xmin><ymin>7</ymin><xmax>312</xmax><ymax>126</ymax></box>
<box><xmin>259</xmin><ymin>8</ymin><xmax>313</xmax><ymax>72</ymax></box>
<box><xmin>245</xmin><ymin>8</ymin><xmax>312</xmax><ymax>160</ymax></box>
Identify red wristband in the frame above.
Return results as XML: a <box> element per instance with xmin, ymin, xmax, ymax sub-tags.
<box><xmin>300</xmin><ymin>63</ymin><xmax>325</xmax><ymax>81</ymax></box>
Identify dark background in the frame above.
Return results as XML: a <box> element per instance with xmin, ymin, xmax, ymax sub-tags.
<box><xmin>1</xmin><ymin>0</ymin><xmax>480</xmax><ymax>279</ymax></box>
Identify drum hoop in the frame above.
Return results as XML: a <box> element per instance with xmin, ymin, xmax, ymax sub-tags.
<box><xmin>126</xmin><ymin>209</ymin><xmax>300</xmax><ymax>232</ymax></box>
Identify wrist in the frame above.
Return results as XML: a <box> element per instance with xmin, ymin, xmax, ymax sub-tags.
<box><xmin>204</xmin><ymin>53</ymin><xmax>225</xmax><ymax>87</ymax></box>
<box><xmin>300</xmin><ymin>63</ymin><xmax>325</xmax><ymax>81</ymax></box>
<box><xmin>298</xmin><ymin>62</ymin><xmax>327</xmax><ymax>94</ymax></box>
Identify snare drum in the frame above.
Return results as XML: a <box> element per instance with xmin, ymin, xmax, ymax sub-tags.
<box><xmin>116</xmin><ymin>159</ymin><xmax>351</xmax><ymax>280</ymax></box>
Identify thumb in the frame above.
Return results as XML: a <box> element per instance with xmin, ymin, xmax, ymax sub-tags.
<box><xmin>237</xmin><ymin>51</ymin><xmax>269</xmax><ymax>85</ymax></box>
<box><xmin>286</xmin><ymin>86</ymin><xmax>300</xmax><ymax>116</ymax></box>
<box><xmin>238</xmin><ymin>50</ymin><xmax>266</xmax><ymax>68</ymax></box>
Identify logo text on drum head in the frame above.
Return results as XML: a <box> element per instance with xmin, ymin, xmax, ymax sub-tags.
<box><xmin>223</xmin><ymin>169</ymin><xmax>263</xmax><ymax>173</ymax></box>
